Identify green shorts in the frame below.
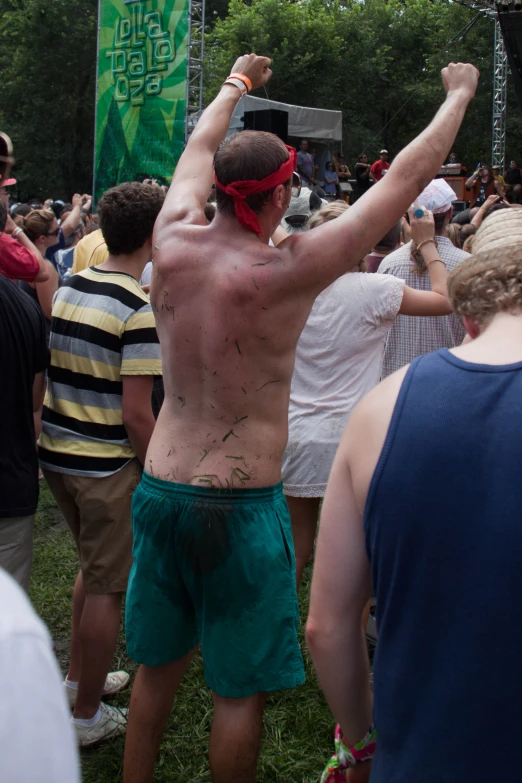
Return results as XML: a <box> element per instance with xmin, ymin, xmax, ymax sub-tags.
<box><xmin>126</xmin><ymin>472</ymin><xmax>305</xmax><ymax>698</ymax></box>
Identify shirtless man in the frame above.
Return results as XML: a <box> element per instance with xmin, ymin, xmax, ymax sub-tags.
<box><xmin>123</xmin><ymin>54</ymin><xmax>479</xmax><ymax>783</ymax></box>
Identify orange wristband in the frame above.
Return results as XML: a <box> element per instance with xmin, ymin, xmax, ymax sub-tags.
<box><xmin>229</xmin><ymin>72</ymin><xmax>252</xmax><ymax>92</ymax></box>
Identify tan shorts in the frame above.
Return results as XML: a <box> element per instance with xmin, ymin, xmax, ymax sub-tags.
<box><xmin>43</xmin><ymin>460</ymin><xmax>142</xmax><ymax>594</ymax></box>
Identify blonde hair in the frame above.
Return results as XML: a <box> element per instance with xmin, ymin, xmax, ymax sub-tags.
<box><xmin>447</xmin><ymin>221</ymin><xmax>477</xmax><ymax>251</ymax></box>
<box><xmin>307</xmin><ymin>201</ymin><xmax>367</xmax><ymax>271</ymax></box>
<box><xmin>23</xmin><ymin>209</ymin><xmax>56</xmax><ymax>242</ymax></box>
<box><xmin>307</xmin><ymin>200</ymin><xmax>349</xmax><ymax>229</ymax></box>
<box><xmin>448</xmin><ymin>210</ymin><xmax>522</xmax><ymax>329</ymax></box>
<box><xmin>447</xmin><ymin>222</ymin><xmax>460</xmax><ymax>248</ymax></box>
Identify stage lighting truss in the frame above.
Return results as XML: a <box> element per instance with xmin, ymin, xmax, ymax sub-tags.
<box><xmin>185</xmin><ymin>0</ymin><xmax>205</xmax><ymax>143</ymax></box>
<box><xmin>454</xmin><ymin>0</ymin><xmax>508</xmax><ymax>168</ymax></box>
<box><xmin>492</xmin><ymin>17</ymin><xmax>508</xmax><ymax>168</ymax></box>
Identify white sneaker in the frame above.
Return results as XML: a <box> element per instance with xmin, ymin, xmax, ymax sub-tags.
<box><xmin>73</xmin><ymin>702</ymin><xmax>128</xmax><ymax>747</ymax></box>
<box><xmin>64</xmin><ymin>670</ymin><xmax>130</xmax><ymax>708</ymax></box>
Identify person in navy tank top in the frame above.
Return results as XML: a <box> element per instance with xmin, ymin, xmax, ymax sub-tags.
<box><xmin>308</xmin><ymin>207</ymin><xmax>522</xmax><ymax>783</ymax></box>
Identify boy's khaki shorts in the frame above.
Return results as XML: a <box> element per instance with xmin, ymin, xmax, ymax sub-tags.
<box><xmin>43</xmin><ymin>459</ymin><xmax>142</xmax><ymax>594</ymax></box>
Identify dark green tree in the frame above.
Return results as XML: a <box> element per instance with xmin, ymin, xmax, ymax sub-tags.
<box><xmin>0</xmin><ymin>0</ymin><xmax>98</xmax><ymax>199</ymax></box>
<box><xmin>1</xmin><ymin>0</ymin><xmax>520</xmax><ymax>198</ymax></box>
<box><xmin>205</xmin><ymin>0</ymin><xmax>520</xmax><ymax>170</ymax></box>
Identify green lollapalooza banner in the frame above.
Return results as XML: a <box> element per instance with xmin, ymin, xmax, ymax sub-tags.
<box><xmin>94</xmin><ymin>0</ymin><xmax>188</xmax><ymax>202</ymax></box>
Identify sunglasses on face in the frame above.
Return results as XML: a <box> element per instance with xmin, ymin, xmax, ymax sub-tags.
<box><xmin>47</xmin><ymin>228</ymin><xmax>60</xmax><ymax>237</ymax></box>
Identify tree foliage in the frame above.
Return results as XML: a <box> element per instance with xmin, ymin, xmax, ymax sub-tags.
<box><xmin>0</xmin><ymin>0</ymin><xmax>98</xmax><ymax>199</ymax></box>
<box><xmin>206</xmin><ymin>0</ymin><xmax>522</xmax><ymax>168</ymax></box>
<box><xmin>0</xmin><ymin>0</ymin><xmax>521</xmax><ymax>197</ymax></box>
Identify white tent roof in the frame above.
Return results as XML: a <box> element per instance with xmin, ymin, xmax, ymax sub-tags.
<box><xmin>228</xmin><ymin>95</ymin><xmax>342</xmax><ymax>143</ymax></box>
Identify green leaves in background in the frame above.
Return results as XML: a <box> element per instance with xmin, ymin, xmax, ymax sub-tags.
<box><xmin>1</xmin><ymin>0</ymin><xmax>521</xmax><ymax>199</ymax></box>
<box><xmin>205</xmin><ymin>0</ymin><xmax>522</xmax><ymax>169</ymax></box>
<box><xmin>0</xmin><ymin>0</ymin><xmax>98</xmax><ymax>199</ymax></box>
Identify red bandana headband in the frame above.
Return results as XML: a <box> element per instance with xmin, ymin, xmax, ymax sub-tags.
<box><xmin>214</xmin><ymin>145</ymin><xmax>297</xmax><ymax>236</ymax></box>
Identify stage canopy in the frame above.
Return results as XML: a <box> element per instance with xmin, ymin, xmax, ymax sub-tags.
<box><xmin>228</xmin><ymin>95</ymin><xmax>343</xmax><ymax>144</ymax></box>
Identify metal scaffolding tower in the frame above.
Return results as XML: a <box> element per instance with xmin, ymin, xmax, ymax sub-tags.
<box><xmin>455</xmin><ymin>0</ymin><xmax>508</xmax><ymax>168</ymax></box>
<box><xmin>492</xmin><ymin>18</ymin><xmax>508</xmax><ymax>168</ymax></box>
<box><xmin>185</xmin><ymin>0</ymin><xmax>205</xmax><ymax>143</ymax></box>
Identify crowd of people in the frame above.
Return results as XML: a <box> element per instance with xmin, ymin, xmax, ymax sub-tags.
<box><xmin>2</xmin><ymin>53</ymin><xmax>522</xmax><ymax>783</ymax></box>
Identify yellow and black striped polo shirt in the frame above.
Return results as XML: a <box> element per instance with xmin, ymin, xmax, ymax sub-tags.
<box><xmin>38</xmin><ymin>267</ymin><xmax>161</xmax><ymax>477</ymax></box>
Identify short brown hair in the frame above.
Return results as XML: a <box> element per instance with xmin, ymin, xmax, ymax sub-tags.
<box><xmin>375</xmin><ymin>220</ymin><xmax>401</xmax><ymax>252</ymax></box>
<box><xmin>214</xmin><ymin>131</ymin><xmax>291</xmax><ymax>219</ymax></box>
<box><xmin>448</xmin><ymin>210</ymin><xmax>522</xmax><ymax>329</ymax></box>
<box><xmin>98</xmin><ymin>182</ymin><xmax>165</xmax><ymax>255</ymax></box>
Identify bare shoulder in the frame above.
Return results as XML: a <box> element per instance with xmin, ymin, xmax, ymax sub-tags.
<box><xmin>348</xmin><ymin>366</ymin><xmax>409</xmax><ymax>445</ymax></box>
<box><xmin>153</xmin><ymin>218</ymin><xmax>209</xmax><ymax>265</ymax></box>
<box><xmin>340</xmin><ymin>365</ymin><xmax>410</xmax><ymax>514</ymax></box>
<box><xmin>151</xmin><ymin>224</ymin><xmax>310</xmax><ymax>312</ymax></box>
<box><xmin>154</xmin><ymin>201</ymin><xmax>207</xmax><ymax>242</ymax></box>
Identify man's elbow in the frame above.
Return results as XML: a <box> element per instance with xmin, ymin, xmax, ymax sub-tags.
<box><xmin>390</xmin><ymin>153</ymin><xmax>439</xmax><ymax>196</ymax></box>
<box><xmin>122</xmin><ymin>408</ymin><xmax>149</xmax><ymax>431</ymax></box>
<box><xmin>306</xmin><ymin>614</ymin><xmax>338</xmax><ymax>654</ymax></box>
<box><xmin>122</xmin><ymin>403</ymin><xmax>154</xmax><ymax>433</ymax></box>
<box><xmin>306</xmin><ymin>616</ymin><xmax>322</xmax><ymax>652</ymax></box>
<box><xmin>307</xmin><ymin>602</ymin><xmax>366</xmax><ymax>652</ymax></box>
<box><xmin>34</xmin><ymin>266</ymin><xmax>49</xmax><ymax>283</ymax></box>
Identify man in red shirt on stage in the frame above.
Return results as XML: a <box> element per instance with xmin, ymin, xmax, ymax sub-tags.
<box><xmin>370</xmin><ymin>149</ymin><xmax>390</xmax><ymax>182</ymax></box>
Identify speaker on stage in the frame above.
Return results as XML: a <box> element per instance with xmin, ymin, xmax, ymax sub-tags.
<box><xmin>243</xmin><ymin>109</ymin><xmax>289</xmax><ymax>143</ymax></box>
<box><xmin>452</xmin><ymin>200</ymin><xmax>468</xmax><ymax>215</ymax></box>
<box><xmin>498</xmin><ymin>11</ymin><xmax>522</xmax><ymax>113</ymax></box>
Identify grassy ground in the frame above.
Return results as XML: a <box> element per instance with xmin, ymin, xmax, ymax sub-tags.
<box><xmin>31</xmin><ymin>483</ymin><xmax>334</xmax><ymax>783</ymax></box>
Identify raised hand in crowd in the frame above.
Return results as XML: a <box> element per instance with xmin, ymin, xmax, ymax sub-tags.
<box><xmin>228</xmin><ymin>52</ymin><xmax>273</xmax><ymax>90</ymax></box>
<box><xmin>471</xmin><ymin>193</ymin><xmax>502</xmax><ymax>228</ymax></box>
<box><xmin>61</xmin><ymin>193</ymin><xmax>85</xmax><ymax>238</ymax></box>
<box><xmin>441</xmin><ymin>61</ymin><xmax>479</xmax><ymax>100</ymax></box>
<box><xmin>408</xmin><ymin>202</ymin><xmax>436</xmax><ymax>245</ymax></box>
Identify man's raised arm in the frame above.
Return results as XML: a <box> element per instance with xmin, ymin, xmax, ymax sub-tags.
<box><xmin>157</xmin><ymin>54</ymin><xmax>272</xmax><ymax>228</ymax></box>
<box><xmin>293</xmin><ymin>62</ymin><xmax>480</xmax><ymax>292</ymax></box>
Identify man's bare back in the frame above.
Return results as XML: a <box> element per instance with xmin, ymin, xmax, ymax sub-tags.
<box><xmin>148</xmin><ymin>222</ymin><xmax>317</xmax><ymax>488</ymax></box>
<box><xmin>147</xmin><ymin>55</ymin><xmax>478</xmax><ymax>493</ymax></box>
